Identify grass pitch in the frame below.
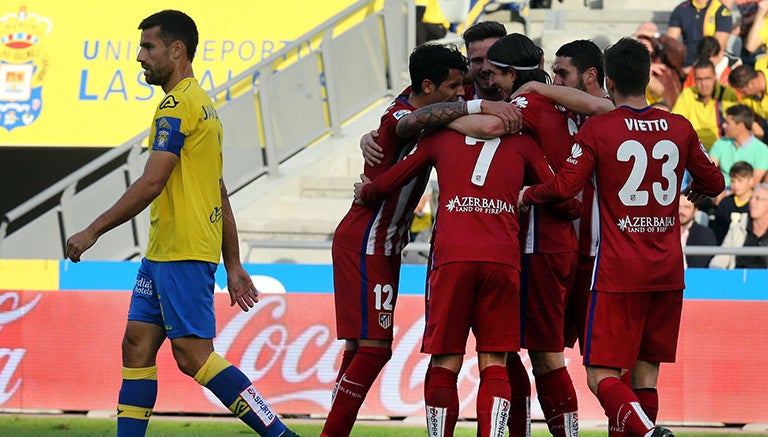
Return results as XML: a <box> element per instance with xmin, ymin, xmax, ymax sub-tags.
<box><xmin>0</xmin><ymin>414</ymin><xmax>756</xmax><ymax>436</ymax></box>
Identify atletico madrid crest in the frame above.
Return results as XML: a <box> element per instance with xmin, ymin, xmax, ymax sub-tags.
<box><xmin>378</xmin><ymin>312</ymin><xmax>392</xmax><ymax>330</ymax></box>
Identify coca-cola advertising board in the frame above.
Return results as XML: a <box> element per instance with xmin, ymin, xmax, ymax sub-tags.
<box><xmin>0</xmin><ymin>260</ymin><xmax>766</xmax><ymax>423</ymax></box>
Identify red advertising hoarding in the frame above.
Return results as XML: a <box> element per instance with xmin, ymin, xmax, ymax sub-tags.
<box><xmin>1</xmin><ymin>290</ymin><xmax>766</xmax><ymax>422</ymax></box>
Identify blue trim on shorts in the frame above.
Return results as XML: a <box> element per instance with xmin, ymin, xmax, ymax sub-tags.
<box><xmin>583</xmin><ymin>291</ymin><xmax>599</xmax><ymax>366</ymax></box>
<box><xmin>359</xmin><ymin>252</ymin><xmax>369</xmax><ymax>338</ymax></box>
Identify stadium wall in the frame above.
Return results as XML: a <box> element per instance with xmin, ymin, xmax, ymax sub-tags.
<box><xmin>0</xmin><ymin>260</ymin><xmax>766</xmax><ymax>423</ymax></box>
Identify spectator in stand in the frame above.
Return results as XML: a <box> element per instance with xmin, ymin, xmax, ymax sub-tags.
<box><xmin>732</xmin><ymin>0</ymin><xmax>764</xmax><ymax>64</ymax></box>
<box><xmin>667</xmin><ymin>0</ymin><xmax>735</xmax><ymax>73</ymax></box>
<box><xmin>673</xmin><ymin>57</ymin><xmax>740</xmax><ymax>151</ymax></box>
<box><xmin>712</xmin><ymin>161</ymin><xmax>755</xmax><ymax>243</ymax></box>
<box><xmin>709</xmin><ymin>104</ymin><xmax>768</xmax><ymax>182</ymax></box>
<box><xmin>680</xmin><ymin>195</ymin><xmax>718</xmax><ymax>267</ymax></box>
<box><xmin>744</xmin><ymin>1</ymin><xmax>768</xmax><ymax>58</ymax></box>
<box><xmin>635</xmin><ymin>23</ymin><xmax>687</xmax><ymax>107</ymax></box>
<box><xmin>710</xmin><ymin>182</ymin><xmax>768</xmax><ymax>268</ymax></box>
<box><xmin>682</xmin><ymin>36</ymin><xmax>742</xmax><ymax>87</ymax></box>
<box><xmin>415</xmin><ymin>0</ymin><xmax>449</xmax><ymax>46</ymax></box>
<box><xmin>728</xmin><ymin>61</ymin><xmax>768</xmax><ymax>131</ymax></box>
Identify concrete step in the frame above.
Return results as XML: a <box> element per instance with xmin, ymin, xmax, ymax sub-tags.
<box><xmin>300</xmin><ymin>175</ymin><xmax>359</xmax><ymax>199</ymax></box>
<box><xmin>601</xmin><ymin>0</ymin><xmax>677</xmax><ymax>11</ymax></box>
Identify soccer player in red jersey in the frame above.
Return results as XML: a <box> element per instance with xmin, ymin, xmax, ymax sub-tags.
<box><xmin>520</xmin><ymin>37</ymin><xmax>725</xmax><ymax>437</ymax></box>
<box><xmin>321</xmin><ymin>44</ymin><xmax>469</xmax><ymax>437</ymax></box>
<box><xmin>389</xmin><ymin>33</ymin><xmax>603</xmax><ymax>437</ymax></box>
<box><xmin>355</xmin><ymin>124</ymin><xmax>580</xmax><ymax>437</ymax></box>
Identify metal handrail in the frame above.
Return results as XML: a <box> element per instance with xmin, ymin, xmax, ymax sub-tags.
<box><xmin>0</xmin><ymin>0</ymin><xmax>397</xmax><ymax>245</ymax></box>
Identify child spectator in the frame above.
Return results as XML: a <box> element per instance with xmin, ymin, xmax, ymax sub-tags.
<box><xmin>712</xmin><ymin>160</ymin><xmax>755</xmax><ymax>244</ymax></box>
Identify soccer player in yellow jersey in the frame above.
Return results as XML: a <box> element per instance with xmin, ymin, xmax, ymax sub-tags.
<box><xmin>65</xmin><ymin>10</ymin><xmax>299</xmax><ymax>437</ymax></box>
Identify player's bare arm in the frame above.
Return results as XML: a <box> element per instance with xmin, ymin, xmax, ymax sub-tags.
<box><xmin>395</xmin><ymin>99</ymin><xmax>519</xmax><ymax>139</ymax></box>
<box><xmin>360</xmin><ymin>129</ymin><xmax>383</xmax><ymax>166</ymax></box>
<box><xmin>65</xmin><ymin>150</ymin><xmax>178</xmax><ymax>262</ymax></box>
<box><xmin>449</xmin><ymin>114</ymin><xmax>507</xmax><ymax>138</ymax></box>
<box><xmin>512</xmin><ymin>82</ymin><xmax>615</xmax><ymax>115</ymax></box>
<box><xmin>220</xmin><ymin>180</ymin><xmax>259</xmax><ymax>312</ymax></box>
<box><xmin>395</xmin><ymin>101</ymin><xmax>469</xmax><ymax>139</ymax></box>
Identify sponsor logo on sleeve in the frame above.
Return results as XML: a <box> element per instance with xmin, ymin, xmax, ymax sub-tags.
<box><xmin>393</xmin><ymin>109</ymin><xmax>411</xmax><ymax>120</ymax></box>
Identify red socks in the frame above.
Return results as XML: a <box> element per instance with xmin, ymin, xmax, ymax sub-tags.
<box><xmin>536</xmin><ymin>367</ymin><xmax>579</xmax><ymax>437</ymax></box>
<box><xmin>597</xmin><ymin>377</ymin><xmax>655</xmax><ymax>437</ymax></box>
<box><xmin>331</xmin><ymin>349</ymin><xmax>357</xmax><ymax>403</ymax></box>
<box><xmin>425</xmin><ymin>366</ymin><xmax>459</xmax><ymax>437</ymax></box>
<box><xmin>477</xmin><ymin>365</ymin><xmax>511</xmax><ymax>437</ymax></box>
<box><xmin>506</xmin><ymin>354</ymin><xmax>531</xmax><ymax>437</ymax></box>
<box><xmin>321</xmin><ymin>346</ymin><xmax>391</xmax><ymax>437</ymax></box>
<box><xmin>634</xmin><ymin>388</ymin><xmax>659</xmax><ymax>423</ymax></box>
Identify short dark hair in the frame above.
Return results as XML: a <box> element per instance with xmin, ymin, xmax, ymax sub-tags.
<box><xmin>603</xmin><ymin>37</ymin><xmax>650</xmax><ymax>96</ymax></box>
<box><xmin>555</xmin><ymin>39</ymin><xmax>605</xmax><ymax>86</ymax></box>
<box><xmin>726</xmin><ymin>104</ymin><xmax>755</xmax><ymax>129</ymax></box>
<box><xmin>463</xmin><ymin>21</ymin><xmax>507</xmax><ymax>48</ymax></box>
<box><xmin>729</xmin><ymin>160</ymin><xmax>754</xmax><ymax>178</ymax></box>
<box><xmin>139</xmin><ymin>10</ymin><xmax>198</xmax><ymax>61</ymax></box>
<box><xmin>487</xmin><ymin>33</ymin><xmax>550</xmax><ymax>92</ymax></box>
<box><xmin>729</xmin><ymin>64</ymin><xmax>758</xmax><ymax>88</ymax></box>
<box><xmin>693</xmin><ymin>57</ymin><xmax>716</xmax><ymax>72</ymax></box>
<box><xmin>696</xmin><ymin>36</ymin><xmax>721</xmax><ymax>59</ymax></box>
<box><xmin>408</xmin><ymin>44</ymin><xmax>468</xmax><ymax>94</ymax></box>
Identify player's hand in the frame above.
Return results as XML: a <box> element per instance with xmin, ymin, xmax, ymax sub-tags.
<box><xmin>65</xmin><ymin>229</ymin><xmax>98</xmax><ymax>263</ymax></box>
<box><xmin>518</xmin><ymin>186</ymin><xmax>531</xmax><ymax>212</ymax></box>
<box><xmin>227</xmin><ymin>266</ymin><xmax>259</xmax><ymax>312</ymax></box>
<box><xmin>353</xmin><ymin>174</ymin><xmax>372</xmax><ymax>205</ymax></box>
<box><xmin>361</xmin><ymin>130</ymin><xmax>384</xmax><ymax>166</ymax></box>
<box><xmin>682</xmin><ymin>185</ymin><xmax>706</xmax><ymax>204</ymax></box>
<box><xmin>480</xmin><ymin>100</ymin><xmax>521</xmax><ymax>134</ymax></box>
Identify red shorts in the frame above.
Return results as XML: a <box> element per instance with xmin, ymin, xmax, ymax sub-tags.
<box><xmin>520</xmin><ymin>252</ymin><xmax>578</xmax><ymax>351</ymax></box>
<box><xmin>583</xmin><ymin>290</ymin><xmax>683</xmax><ymax>370</ymax></box>
<box><xmin>422</xmin><ymin>262</ymin><xmax>520</xmax><ymax>355</ymax></box>
<box><xmin>332</xmin><ymin>243</ymin><xmax>401</xmax><ymax>340</ymax></box>
<box><xmin>563</xmin><ymin>255</ymin><xmax>595</xmax><ymax>352</ymax></box>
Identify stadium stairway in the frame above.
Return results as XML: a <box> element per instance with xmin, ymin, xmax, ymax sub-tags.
<box><xmin>232</xmin><ymin>0</ymin><xmax>677</xmax><ymax>264</ymax></box>
<box><xmin>232</xmin><ymin>99</ymin><xmax>390</xmax><ymax>264</ymax></box>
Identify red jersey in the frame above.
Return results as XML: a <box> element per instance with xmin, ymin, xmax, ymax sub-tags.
<box><xmin>513</xmin><ymin>92</ymin><xmax>580</xmax><ymax>254</ymax></box>
<box><xmin>333</xmin><ymin>88</ymin><xmax>429</xmax><ymax>256</ymax></box>
<box><xmin>524</xmin><ymin>106</ymin><xmax>725</xmax><ymax>292</ymax></box>
<box><xmin>361</xmin><ymin>129</ymin><xmax>578</xmax><ymax>270</ymax></box>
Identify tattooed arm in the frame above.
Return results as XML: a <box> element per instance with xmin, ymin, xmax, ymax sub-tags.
<box><xmin>395</xmin><ymin>100</ymin><xmax>519</xmax><ymax>139</ymax></box>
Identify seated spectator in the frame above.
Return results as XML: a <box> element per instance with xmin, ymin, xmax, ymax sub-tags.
<box><xmin>673</xmin><ymin>57</ymin><xmax>740</xmax><ymax>151</ymax></box>
<box><xmin>712</xmin><ymin>161</ymin><xmax>755</xmax><ymax>243</ymax></box>
<box><xmin>683</xmin><ymin>36</ymin><xmax>742</xmax><ymax>87</ymax></box>
<box><xmin>728</xmin><ymin>60</ymin><xmax>768</xmax><ymax>127</ymax></box>
<box><xmin>667</xmin><ymin>0</ymin><xmax>734</xmax><ymax>73</ymax></box>
<box><xmin>710</xmin><ymin>182</ymin><xmax>768</xmax><ymax>268</ymax></box>
<box><xmin>635</xmin><ymin>28</ymin><xmax>687</xmax><ymax>107</ymax></box>
<box><xmin>681</xmin><ymin>195</ymin><xmax>718</xmax><ymax>267</ymax></box>
<box><xmin>709</xmin><ymin>104</ymin><xmax>768</xmax><ymax>182</ymax></box>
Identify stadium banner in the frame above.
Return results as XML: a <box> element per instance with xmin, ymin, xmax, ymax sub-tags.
<box><xmin>0</xmin><ymin>0</ymin><xmax>361</xmax><ymax>146</ymax></box>
<box><xmin>0</xmin><ymin>262</ymin><xmax>767</xmax><ymax>423</ymax></box>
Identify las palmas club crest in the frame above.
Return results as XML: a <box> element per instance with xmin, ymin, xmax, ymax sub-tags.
<box><xmin>0</xmin><ymin>7</ymin><xmax>51</xmax><ymax>131</ymax></box>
